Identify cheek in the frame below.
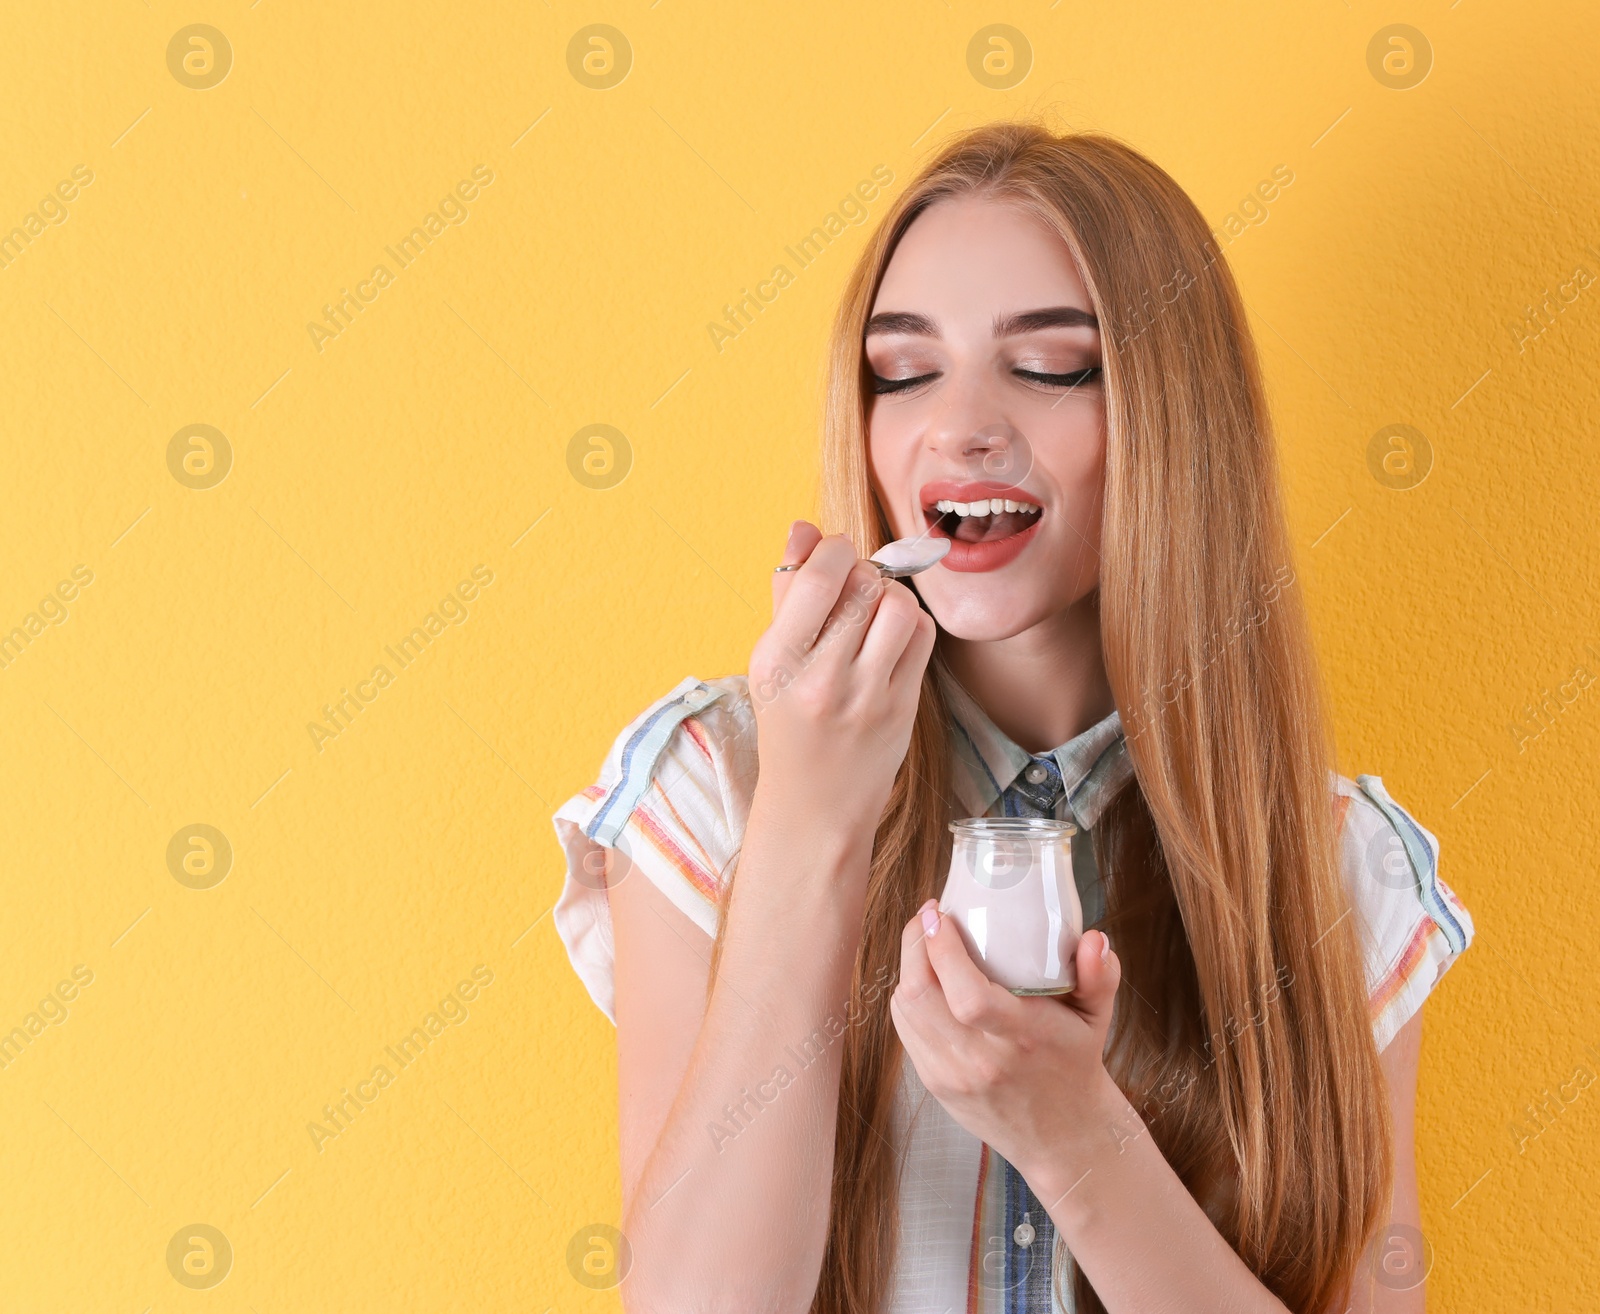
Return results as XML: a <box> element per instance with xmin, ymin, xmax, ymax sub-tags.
<box><xmin>1070</xmin><ymin>446</ymin><xmax>1106</xmax><ymax>529</ymax></box>
<box><xmin>1053</xmin><ymin>421</ymin><xmax>1107</xmax><ymax>521</ymax></box>
<box><xmin>866</xmin><ymin>415</ymin><xmax>920</xmax><ymax>534</ymax></box>
<box><xmin>1062</xmin><ymin>463</ymin><xmax>1106</xmax><ymax>566</ymax></box>
<box><xmin>1035</xmin><ymin>433</ymin><xmax>1105</xmax><ymax>585</ymax></box>
<box><xmin>1023</xmin><ymin>389</ymin><xmax>1102</xmax><ymax>477</ymax></box>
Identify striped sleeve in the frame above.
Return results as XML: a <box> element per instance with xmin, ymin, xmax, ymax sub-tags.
<box><xmin>1335</xmin><ymin>773</ymin><xmax>1475</xmax><ymax>1053</ymax></box>
<box><xmin>550</xmin><ymin>676</ymin><xmax>743</xmax><ymax>1024</ymax></box>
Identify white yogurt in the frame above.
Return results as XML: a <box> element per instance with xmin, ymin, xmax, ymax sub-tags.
<box><xmin>939</xmin><ymin>817</ymin><xmax>1082</xmax><ymax>994</ymax></box>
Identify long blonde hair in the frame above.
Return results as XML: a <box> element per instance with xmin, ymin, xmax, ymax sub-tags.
<box><xmin>711</xmin><ymin>120</ymin><xmax>1391</xmax><ymax>1314</ymax></box>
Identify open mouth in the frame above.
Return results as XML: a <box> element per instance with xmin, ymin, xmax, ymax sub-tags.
<box><xmin>915</xmin><ymin>481</ymin><xmax>1045</xmax><ymax>573</ymax></box>
<box><xmin>923</xmin><ymin>494</ymin><xmax>1043</xmax><ymax>544</ymax></box>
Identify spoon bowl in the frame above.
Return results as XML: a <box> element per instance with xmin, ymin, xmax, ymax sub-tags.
<box><xmin>870</xmin><ymin>533</ymin><xmax>951</xmax><ymax>578</ymax></box>
<box><xmin>772</xmin><ymin>532</ymin><xmax>950</xmax><ymax>578</ymax></box>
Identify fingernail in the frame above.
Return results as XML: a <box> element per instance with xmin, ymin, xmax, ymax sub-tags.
<box><xmin>786</xmin><ymin>520</ymin><xmax>805</xmax><ymax>551</ymax></box>
<box><xmin>921</xmin><ymin>905</ymin><xmax>940</xmax><ymax>938</ymax></box>
<box><xmin>1098</xmin><ymin>931</ymin><xmax>1111</xmax><ymax>962</ymax></box>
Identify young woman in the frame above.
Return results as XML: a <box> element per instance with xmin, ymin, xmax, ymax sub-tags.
<box><xmin>551</xmin><ymin>122</ymin><xmax>1474</xmax><ymax>1314</ymax></box>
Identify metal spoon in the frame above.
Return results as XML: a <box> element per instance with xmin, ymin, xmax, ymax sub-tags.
<box><xmin>772</xmin><ymin>532</ymin><xmax>951</xmax><ymax>578</ymax></box>
<box><xmin>869</xmin><ymin>532</ymin><xmax>951</xmax><ymax>577</ymax></box>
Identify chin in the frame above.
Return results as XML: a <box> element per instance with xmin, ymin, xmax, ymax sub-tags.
<box><xmin>915</xmin><ymin>583</ymin><xmax>1057</xmax><ymax>641</ymax></box>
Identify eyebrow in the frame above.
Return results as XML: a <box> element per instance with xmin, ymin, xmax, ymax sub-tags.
<box><xmin>864</xmin><ymin>305</ymin><xmax>1099</xmax><ymax>338</ymax></box>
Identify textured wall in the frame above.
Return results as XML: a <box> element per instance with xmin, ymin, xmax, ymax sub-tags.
<box><xmin>2</xmin><ymin>2</ymin><xmax>1595</xmax><ymax>1310</ymax></box>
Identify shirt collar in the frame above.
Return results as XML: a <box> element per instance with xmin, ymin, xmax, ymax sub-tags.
<box><xmin>935</xmin><ymin>659</ymin><xmax>1135</xmax><ymax>831</ymax></box>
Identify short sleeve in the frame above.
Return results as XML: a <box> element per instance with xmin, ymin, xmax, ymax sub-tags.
<box><xmin>1336</xmin><ymin>773</ymin><xmax>1475</xmax><ymax>1053</ymax></box>
<box><xmin>550</xmin><ymin>675</ymin><xmax>753</xmax><ymax>1024</ymax></box>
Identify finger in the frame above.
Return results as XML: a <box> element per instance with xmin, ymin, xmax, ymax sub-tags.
<box><xmin>771</xmin><ymin>519</ymin><xmax>824</xmax><ymax>615</ymax></box>
<box><xmin>769</xmin><ymin>533</ymin><xmax>859</xmax><ymax>654</ymax></box>
<box><xmin>1065</xmin><ymin>928</ymin><xmax>1120</xmax><ymax>1035</ymax></box>
<box><xmin>921</xmin><ymin>900</ymin><xmax>1025</xmax><ymax>1033</ymax></box>
<box><xmin>886</xmin><ymin>606</ymin><xmax>937</xmax><ymax>701</ymax></box>
<box><xmin>890</xmin><ymin>900</ymin><xmax>965</xmax><ymax>1057</ymax></box>
<box><xmin>894</xmin><ymin>898</ymin><xmax>944</xmax><ymax>1006</ymax></box>
<box><xmin>806</xmin><ymin>557</ymin><xmax>888</xmax><ymax>671</ymax></box>
<box><xmin>855</xmin><ymin>579</ymin><xmax>921</xmax><ymax>676</ymax></box>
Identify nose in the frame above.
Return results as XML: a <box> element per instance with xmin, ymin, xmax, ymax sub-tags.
<box><xmin>928</xmin><ymin>371</ymin><xmax>1032</xmax><ymax>485</ymax></box>
<box><xmin>929</xmin><ymin>365</ymin><xmax>1001</xmax><ymax>450</ymax></box>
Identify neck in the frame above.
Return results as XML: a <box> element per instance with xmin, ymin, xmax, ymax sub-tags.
<box><xmin>938</xmin><ymin>591</ymin><xmax>1115</xmax><ymax>755</ymax></box>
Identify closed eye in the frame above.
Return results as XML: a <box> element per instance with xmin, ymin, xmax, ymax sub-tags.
<box><xmin>1015</xmin><ymin>367</ymin><xmax>1102</xmax><ymax>389</ymax></box>
<box><xmin>871</xmin><ymin>371</ymin><xmax>939</xmax><ymax>395</ymax></box>
<box><xmin>871</xmin><ymin>365</ymin><xmax>1103</xmax><ymax>396</ymax></box>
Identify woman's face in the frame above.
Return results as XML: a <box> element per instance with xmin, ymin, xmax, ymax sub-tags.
<box><xmin>865</xmin><ymin>194</ymin><xmax>1106</xmax><ymax>640</ymax></box>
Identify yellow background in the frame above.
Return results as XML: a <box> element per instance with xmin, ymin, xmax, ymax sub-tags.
<box><xmin>2</xmin><ymin>1</ymin><xmax>1596</xmax><ymax>1309</ymax></box>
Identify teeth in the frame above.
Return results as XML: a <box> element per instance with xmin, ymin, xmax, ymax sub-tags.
<box><xmin>932</xmin><ymin>497</ymin><xmax>1041</xmax><ymax>517</ymax></box>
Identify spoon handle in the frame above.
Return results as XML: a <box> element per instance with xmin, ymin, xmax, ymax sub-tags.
<box><xmin>772</xmin><ymin>561</ymin><xmax>916</xmax><ymax>577</ymax></box>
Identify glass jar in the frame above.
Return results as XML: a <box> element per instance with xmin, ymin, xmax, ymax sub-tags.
<box><xmin>939</xmin><ymin>817</ymin><xmax>1083</xmax><ymax>995</ymax></box>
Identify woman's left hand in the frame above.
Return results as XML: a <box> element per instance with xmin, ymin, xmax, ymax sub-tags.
<box><xmin>889</xmin><ymin>899</ymin><xmax>1126</xmax><ymax>1188</ymax></box>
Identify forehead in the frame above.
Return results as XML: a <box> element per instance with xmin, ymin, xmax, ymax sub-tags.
<box><xmin>870</xmin><ymin>194</ymin><xmax>1090</xmax><ymax>320</ymax></box>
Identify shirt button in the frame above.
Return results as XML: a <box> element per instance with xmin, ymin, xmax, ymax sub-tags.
<box><xmin>1025</xmin><ymin>763</ymin><xmax>1048</xmax><ymax>783</ymax></box>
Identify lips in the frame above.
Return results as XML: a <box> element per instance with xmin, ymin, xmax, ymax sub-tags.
<box><xmin>917</xmin><ymin>479</ymin><xmax>1045</xmax><ymax>573</ymax></box>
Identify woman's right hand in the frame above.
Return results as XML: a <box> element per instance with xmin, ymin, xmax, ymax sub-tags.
<box><xmin>747</xmin><ymin>519</ymin><xmax>938</xmax><ymax>844</ymax></box>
